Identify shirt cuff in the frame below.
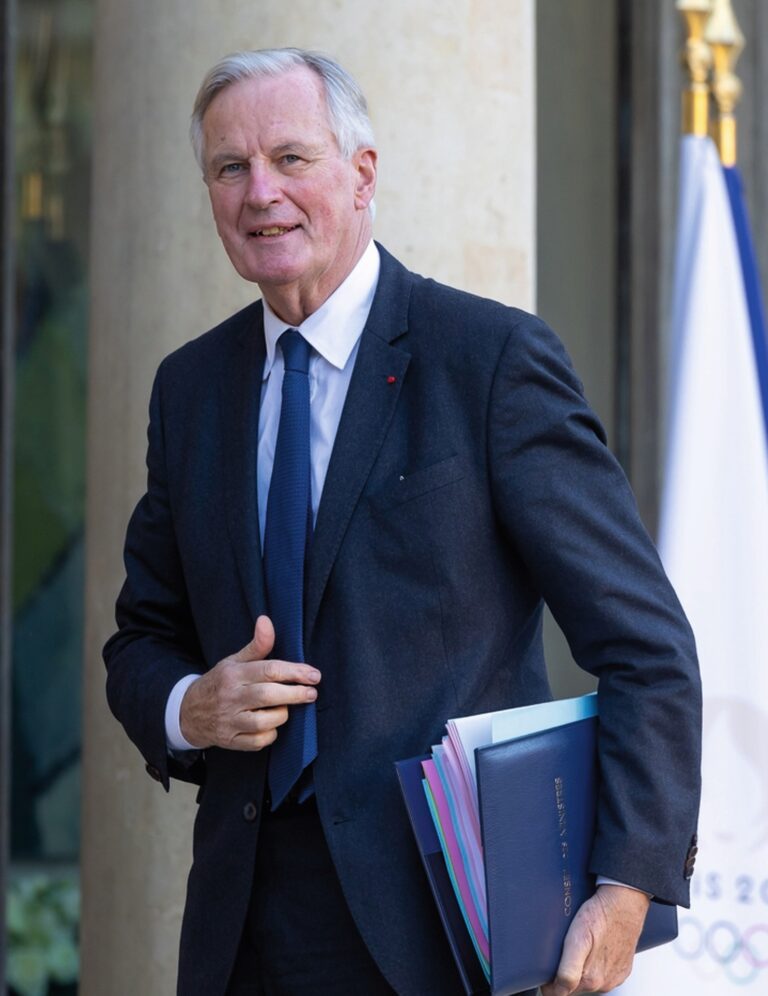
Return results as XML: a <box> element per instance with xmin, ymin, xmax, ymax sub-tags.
<box><xmin>596</xmin><ymin>876</ymin><xmax>653</xmax><ymax>898</ymax></box>
<box><xmin>165</xmin><ymin>673</ymin><xmax>203</xmax><ymax>752</ymax></box>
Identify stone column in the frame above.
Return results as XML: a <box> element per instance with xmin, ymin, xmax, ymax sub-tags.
<box><xmin>80</xmin><ymin>2</ymin><xmax>535</xmax><ymax>993</ymax></box>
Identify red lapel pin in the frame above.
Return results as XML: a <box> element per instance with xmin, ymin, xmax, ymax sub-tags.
<box><xmin>386</xmin><ymin>375</ymin><xmax>397</xmax><ymax>384</ymax></box>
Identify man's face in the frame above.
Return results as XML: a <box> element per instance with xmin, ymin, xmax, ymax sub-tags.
<box><xmin>201</xmin><ymin>67</ymin><xmax>376</xmax><ymax>318</ymax></box>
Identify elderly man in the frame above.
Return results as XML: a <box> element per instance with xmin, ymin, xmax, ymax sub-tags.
<box><xmin>104</xmin><ymin>48</ymin><xmax>701</xmax><ymax>996</ymax></box>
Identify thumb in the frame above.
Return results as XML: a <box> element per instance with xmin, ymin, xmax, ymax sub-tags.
<box><xmin>233</xmin><ymin>615</ymin><xmax>275</xmax><ymax>662</ymax></box>
<box><xmin>548</xmin><ymin>918</ymin><xmax>591</xmax><ymax>996</ymax></box>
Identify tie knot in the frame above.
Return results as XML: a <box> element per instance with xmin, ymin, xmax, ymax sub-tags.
<box><xmin>280</xmin><ymin>329</ymin><xmax>310</xmax><ymax>374</ymax></box>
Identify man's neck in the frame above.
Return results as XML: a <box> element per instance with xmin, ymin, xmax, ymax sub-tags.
<box><xmin>261</xmin><ymin>225</ymin><xmax>373</xmax><ymax>327</ymax></box>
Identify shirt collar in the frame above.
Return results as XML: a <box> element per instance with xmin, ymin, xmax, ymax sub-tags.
<box><xmin>261</xmin><ymin>241</ymin><xmax>380</xmax><ymax>378</ymax></box>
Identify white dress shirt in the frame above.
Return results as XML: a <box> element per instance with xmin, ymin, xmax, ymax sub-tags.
<box><xmin>164</xmin><ymin>241</ymin><xmax>380</xmax><ymax>752</ymax></box>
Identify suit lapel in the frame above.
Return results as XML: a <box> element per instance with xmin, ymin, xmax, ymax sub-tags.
<box><xmin>304</xmin><ymin>248</ymin><xmax>414</xmax><ymax>646</ymax></box>
<box><xmin>221</xmin><ymin>302</ymin><xmax>268</xmax><ymax>621</ymax></box>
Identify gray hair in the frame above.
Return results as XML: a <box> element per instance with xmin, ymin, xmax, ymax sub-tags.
<box><xmin>190</xmin><ymin>48</ymin><xmax>376</xmax><ymax>170</ymax></box>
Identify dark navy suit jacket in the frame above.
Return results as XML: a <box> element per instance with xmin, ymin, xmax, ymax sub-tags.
<box><xmin>104</xmin><ymin>245</ymin><xmax>701</xmax><ymax>996</ymax></box>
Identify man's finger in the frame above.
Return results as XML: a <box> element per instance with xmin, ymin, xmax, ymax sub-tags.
<box><xmin>233</xmin><ymin>615</ymin><xmax>275</xmax><ymax>662</ymax></box>
<box><xmin>227</xmin><ymin>727</ymin><xmax>280</xmax><ymax>751</ymax></box>
<box><xmin>541</xmin><ymin>916</ymin><xmax>591</xmax><ymax>996</ymax></box>
<box><xmin>240</xmin><ymin>680</ymin><xmax>319</xmax><ymax>710</ymax></box>
<box><xmin>258</xmin><ymin>657</ymin><xmax>322</xmax><ymax>685</ymax></box>
<box><xmin>235</xmin><ymin>704</ymin><xmax>290</xmax><ymax>735</ymax></box>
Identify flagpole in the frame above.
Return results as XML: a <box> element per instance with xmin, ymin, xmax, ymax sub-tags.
<box><xmin>706</xmin><ymin>0</ymin><xmax>744</xmax><ymax>166</ymax></box>
<box><xmin>676</xmin><ymin>0</ymin><xmax>713</xmax><ymax>136</ymax></box>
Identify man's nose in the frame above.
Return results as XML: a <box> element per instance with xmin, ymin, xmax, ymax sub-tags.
<box><xmin>245</xmin><ymin>162</ymin><xmax>282</xmax><ymax>209</ymax></box>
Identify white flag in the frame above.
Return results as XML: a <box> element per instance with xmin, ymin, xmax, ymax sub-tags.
<box><xmin>619</xmin><ymin>135</ymin><xmax>768</xmax><ymax>992</ymax></box>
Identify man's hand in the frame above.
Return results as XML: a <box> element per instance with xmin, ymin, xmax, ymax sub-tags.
<box><xmin>179</xmin><ymin>615</ymin><xmax>320</xmax><ymax>750</ymax></box>
<box><xmin>540</xmin><ymin>884</ymin><xmax>651</xmax><ymax>995</ymax></box>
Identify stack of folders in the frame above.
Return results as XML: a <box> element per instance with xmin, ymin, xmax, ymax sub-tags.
<box><xmin>395</xmin><ymin>693</ymin><xmax>678</xmax><ymax>996</ymax></box>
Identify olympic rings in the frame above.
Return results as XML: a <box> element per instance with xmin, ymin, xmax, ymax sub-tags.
<box><xmin>673</xmin><ymin>916</ymin><xmax>768</xmax><ymax>986</ymax></box>
<box><xmin>743</xmin><ymin>924</ymin><xmax>768</xmax><ymax>969</ymax></box>
<box><xmin>674</xmin><ymin>916</ymin><xmax>705</xmax><ymax>960</ymax></box>
<box><xmin>706</xmin><ymin>920</ymin><xmax>740</xmax><ymax>963</ymax></box>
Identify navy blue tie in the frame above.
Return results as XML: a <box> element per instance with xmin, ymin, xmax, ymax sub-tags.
<box><xmin>264</xmin><ymin>329</ymin><xmax>317</xmax><ymax>810</ymax></box>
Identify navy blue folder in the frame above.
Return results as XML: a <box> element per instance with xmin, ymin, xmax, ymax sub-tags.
<box><xmin>397</xmin><ymin>715</ymin><xmax>678</xmax><ymax>996</ymax></box>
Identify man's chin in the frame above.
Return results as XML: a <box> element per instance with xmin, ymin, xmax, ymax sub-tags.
<box><xmin>232</xmin><ymin>258</ymin><xmax>305</xmax><ymax>289</ymax></box>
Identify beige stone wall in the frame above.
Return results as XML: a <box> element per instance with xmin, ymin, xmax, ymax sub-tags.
<box><xmin>81</xmin><ymin>3</ymin><xmax>535</xmax><ymax>993</ymax></box>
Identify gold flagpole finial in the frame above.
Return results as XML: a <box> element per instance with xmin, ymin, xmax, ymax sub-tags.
<box><xmin>705</xmin><ymin>0</ymin><xmax>744</xmax><ymax>166</ymax></box>
<box><xmin>677</xmin><ymin>0</ymin><xmax>714</xmax><ymax>136</ymax></box>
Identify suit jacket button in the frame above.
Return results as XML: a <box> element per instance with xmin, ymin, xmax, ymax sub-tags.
<box><xmin>145</xmin><ymin>763</ymin><xmax>162</xmax><ymax>782</ymax></box>
<box><xmin>683</xmin><ymin>832</ymin><xmax>699</xmax><ymax>878</ymax></box>
<box><xmin>243</xmin><ymin>801</ymin><xmax>259</xmax><ymax>823</ymax></box>
<box><xmin>684</xmin><ymin>855</ymin><xmax>697</xmax><ymax>879</ymax></box>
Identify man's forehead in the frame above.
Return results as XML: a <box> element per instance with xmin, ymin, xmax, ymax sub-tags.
<box><xmin>200</xmin><ymin>68</ymin><xmax>338</xmax><ymax>165</ymax></box>
<box><xmin>205</xmin><ymin>67</ymin><xmax>330</xmax><ymax>128</ymax></box>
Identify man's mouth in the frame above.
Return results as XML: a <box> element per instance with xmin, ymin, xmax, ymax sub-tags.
<box><xmin>250</xmin><ymin>225</ymin><xmax>300</xmax><ymax>238</ymax></box>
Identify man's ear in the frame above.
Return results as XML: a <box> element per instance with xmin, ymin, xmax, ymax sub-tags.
<box><xmin>353</xmin><ymin>148</ymin><xmax>377</xmax><ymax>210</ymax></box>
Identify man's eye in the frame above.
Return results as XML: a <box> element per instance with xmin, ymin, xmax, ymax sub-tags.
<box><xmin>281</xmin><ymin>154</ymin><xmax>302</xmax><ymax>165</ymax></box>
<box><xmin>221</xmin><ymin>163</ymin><xmax>245</xmax><ymax>175</ymax></box>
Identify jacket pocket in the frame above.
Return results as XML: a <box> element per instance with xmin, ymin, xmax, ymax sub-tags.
<box><xmin>369</xmin><ymin>454</ymin><xmax>466</xmax><ymax>513</ymax></box>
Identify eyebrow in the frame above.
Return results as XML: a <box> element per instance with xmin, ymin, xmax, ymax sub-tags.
<box><xmin>207</xmin><ymin>142</ymin><xmax>323</xmax><ymax>173</ymax></box>
<box><xmin>270</xmin><ymin>142</ymin><xmax>323</xmax><ymax>158</ymax></box>
<box><xmin>206</xmin><ymin>150</ymin><xmax>244</xmax><ymax>175</ymax></box>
